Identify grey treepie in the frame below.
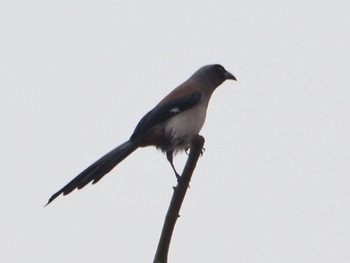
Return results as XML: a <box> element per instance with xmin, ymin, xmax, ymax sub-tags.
<box><xmin>47</xmin><ymin>64</ymin><xmax>236</xmax><ymax>205</ymax></box>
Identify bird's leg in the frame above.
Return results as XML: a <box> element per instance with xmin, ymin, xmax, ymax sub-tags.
<box><xmin>166</xmin><ymin>150</ymin><xmax>180</xmax><ymax>180</ymax></box>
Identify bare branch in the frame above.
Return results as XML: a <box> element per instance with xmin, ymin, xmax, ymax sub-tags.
<box><xmin>153</xmin><ymin>135</ymin><xmax>205</xmax><ymax>263</ymax></box>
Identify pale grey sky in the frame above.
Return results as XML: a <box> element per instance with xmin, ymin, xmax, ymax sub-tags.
<box><xmin>1</xmin><ymin>0</ymin><xmax>349</xmax><ymax>262</ymax></box>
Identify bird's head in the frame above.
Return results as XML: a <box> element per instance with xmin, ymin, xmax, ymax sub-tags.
<box><xmin>194</xmin><ymin>64</ymin><xmax>236</xmax><ymax>89</ymax></box>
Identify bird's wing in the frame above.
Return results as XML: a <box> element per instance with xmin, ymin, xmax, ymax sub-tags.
<box><xmin>130</xmin><ymin>91</ymin><xmax>202</xmax><ymax>140</ymax></box>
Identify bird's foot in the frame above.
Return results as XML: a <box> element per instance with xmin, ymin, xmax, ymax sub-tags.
<box><xmin>175</xmin><ymin>171</ymin><xmax>181</xmax><ymax>181</ymax></box>
<box><xmin>185</xmin><ymin>146</ymin><xmax>205</xmax><ymax>156</ymax></box>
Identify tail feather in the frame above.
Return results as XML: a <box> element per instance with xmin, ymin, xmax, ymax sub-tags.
<box><xmin>46</xmin><ymin>140</ymin><xmax>138</xmax><ymax>205</ymax></box>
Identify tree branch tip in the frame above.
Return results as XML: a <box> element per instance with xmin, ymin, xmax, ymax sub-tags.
<box><xmin>191</xmin><ymin>135</ymin><xmax>205</xmax><ymax>148</ymax></box>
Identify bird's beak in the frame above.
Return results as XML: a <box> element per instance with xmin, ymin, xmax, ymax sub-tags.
<box><xmin>224</xmin><ymin>71</ymin><xmax>237</xmax><ymax>81</ymax></box>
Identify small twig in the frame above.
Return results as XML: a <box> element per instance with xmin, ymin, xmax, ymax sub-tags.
<box><xmin>153</xmin><ymin>135</ymin><xmax>205</xmax><ymax>263</ymax></box>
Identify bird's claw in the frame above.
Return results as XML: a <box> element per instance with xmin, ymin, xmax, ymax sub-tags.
<box><xmin>185</xmin><ymin>146</ymin><xmax>205</xmax><ymax>156</ymax></box>
<box><xmin>200</xmin><ymin>147</ymin><xmax>206</xmax><ymax>156</ymax></box>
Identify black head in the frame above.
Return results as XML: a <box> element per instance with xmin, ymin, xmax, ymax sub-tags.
<box><xmin>193</xmin><ymin>64</ymin><xmax>236</xmax><ymax>89</ymax></box>
<box><xmin>212</xmin><ymin>64</ymin><xmax>236</xmax><ymax>81</ymax></box>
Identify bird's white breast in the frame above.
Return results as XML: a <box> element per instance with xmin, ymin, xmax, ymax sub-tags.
<box><xmin>164</xmin><ymin>104</ymin><xmax>207</xmax><ymax>142</ymax></box>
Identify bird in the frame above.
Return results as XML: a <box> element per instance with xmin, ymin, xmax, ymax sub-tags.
<box><xmin>46</xmin><ymin>64</ymin><xmax>236</xmax><ymax>205</ymax></box>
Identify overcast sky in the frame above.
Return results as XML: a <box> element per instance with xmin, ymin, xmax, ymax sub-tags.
<box><xmin>1</xmin><ymin>0</ymin><xmax>349</xmax><ymax>262</ymax></box>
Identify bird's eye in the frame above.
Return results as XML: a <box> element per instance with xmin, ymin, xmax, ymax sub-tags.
<box><xmin>214</xmin><ymin>64</ymin><xmax>225</xmax><ymax>74</ymax></box>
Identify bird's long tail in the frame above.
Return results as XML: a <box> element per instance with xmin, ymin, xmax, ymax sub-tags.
<box><xmin>46</xmin><ymin>140</ymin><xmax>138</xmax><ymax>205</ymax></box>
